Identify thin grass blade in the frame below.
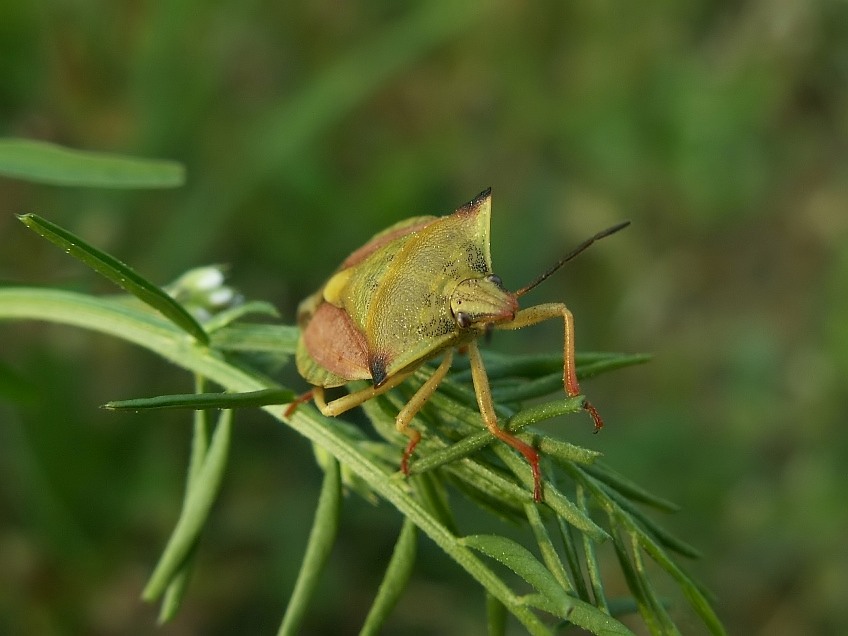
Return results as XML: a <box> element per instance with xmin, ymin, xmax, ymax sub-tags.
<box><xmin>0</xmin><ymin>138</ymin><xmax>184</xmax><ymax>188</ymax></box>
<box><xmin>157</xmin><ymin>375</ymin><xmax>213</xmax><ymax>623</ymax></box>
<box><xmin>209</xmin><ymin>323</ymin><xmax>299</xmax><ymax>353</ymax></box>
<box><xmin>104</xmin><ymin>388</ymin><xmax>294</xmax><ymax>411</ymax></box>
<box><xmin>359</xmin><ymin>518</ymin><xmax>417</xmax><ymax>636</ymax></box>
<box><xmin>17</xmin><ymin>214</ymin><xmax>208</xmax><ymax>343</ymax></box>
<box><xmin>278</xmin><ymin>457</ymin><xmax>342</xmax><ymax>636</ymax></box>
<box><xmin>462</xmin><ymin>534</ymin><xmax>572</xmax><ymax>617</ymax></box>
<box><xmin>524</xmin><ymin>502</ymin><xmax>575</xmax><ymax>593</ymax></box>
<box><xmin>142</xmin><ymin>409</ymin><xmax>232</xmax><ymax>601</ymax></box>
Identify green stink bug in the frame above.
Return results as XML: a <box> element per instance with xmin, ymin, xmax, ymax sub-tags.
<box><xmin>291</xmin><ymin>189</ymin><xmax>628</xmax><ymax>501</ymax></box>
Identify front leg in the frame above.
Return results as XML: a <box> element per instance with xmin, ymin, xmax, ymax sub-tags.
<box><xmin>496</xmin><ymin>302</ymin><xmax>604</xmax><ymax>431</ymax></box>
<box><xmin>467</xmin><ymin>340</ymin><xmax>543</xmax><ymax>501</ymax></box>
<box><xmin>312</xmin><ymin>368</ymin><xmax>416</xmax><ymax>417</ymax></box>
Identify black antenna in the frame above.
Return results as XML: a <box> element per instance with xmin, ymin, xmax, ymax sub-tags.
<box><xmin>514</xmin><ymin>220</ymin><xmax>630</xmax><ymax>298</ymax></box>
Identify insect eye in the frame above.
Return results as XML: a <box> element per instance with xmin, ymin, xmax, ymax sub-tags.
<box><xmin>485</xmin><ymin>274</ymin><xmax>504</xmax><ymax>289</ymax></box>
<box><xmin>456</xmin><ymin>311</ymin><xmax>472</xmax><ymax>328</ymax></box>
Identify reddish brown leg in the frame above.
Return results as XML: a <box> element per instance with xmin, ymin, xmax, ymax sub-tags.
<box><xmin>284</xmin><ymin>389</ymin><xmax>314</xmax><ymax>418</ymax></box>
<box><xmin>467</xmin><ymin>340</ymin><xmax>543</xmax><ymax>501</ymax></box>
<box><xmin>498</xmin><ymin>302</ymin><xmax>604</xmax><ymax>432</ymax></box>
<box><xmin>396</xmin><ymin>351</ymin><xmax>454</xmax><ymax>475</ymax></box>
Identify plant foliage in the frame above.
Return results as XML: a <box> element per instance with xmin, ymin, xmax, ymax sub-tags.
<box><xmin>0</xmin><ymin>144</ymin><xmax>726</xmax><ymax>635</ymax></box>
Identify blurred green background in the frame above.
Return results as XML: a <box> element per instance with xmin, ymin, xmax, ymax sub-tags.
<box><xmin>2</xmin><ymin>1</ymin><xmax>847</xmax><ymax>634</ymax></box>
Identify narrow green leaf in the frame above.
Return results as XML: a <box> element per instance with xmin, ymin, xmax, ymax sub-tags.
<box><xmin>633</xmin><ymin>525</ymin><xmax>726</xmax><ymax>636</ymax></box>
<box><xmin>491</xmin><ymin>444</ymin><xmax>608</xmax><ymax>542</ymax></box>
<box><xmin>17</xmin><ymin>214</ymin><xmax>208</xmax><ymax>344</ymax></box>
<box><xmin>156</xmin><ymin>545</ymin><xmax>197</xmax><ymax>624</ymax></box>
<box><xmin>209</xmin><ymin>323</ymin><xmax>299</xmax><ymax>353</ymax></box>
<box><xmin>630</xmin><ymin>533</ymin><xmax>679</xmax><ymax>635</ymax></box>
<box><xmin>524</xmin><ymin>503</ymin><xmax>575</xmax><ymax>594</ymax></box>
<box><xmin>556</xmin><ymin>518</ymin><xmax>591</xmax><ymax>602</ymax></box>
<box><xmin>158</xmin><ymin>375</ymin><xmax>213</xmax><ymax>623</ymax></box>
<box><xmin>359</xmin><ymin>518</ymin><xmax>417</xmax><ymax>636</ymax></box>
<box><xmin>447</xmin><ymin>461</ymin><xmax>533</xmax><ymax>516</ymax></box>
<box><xmin>491</xmin><ymin>373</ymin><xmax>563</xmax><ymax>402</ymax></box>
<box><xmin>504</xmin><ymin>396</ymin><xmax>586</xmax><ymax>429</ymax></box>
<box><xmin>610</xmin><ymin>528</ymin><xmax>664</xmax><ymax>635</ymax></box>
<box><xmin>1</xmin><ymin>287</ymin><xmax>721</xmax><ymax>635</ymax></box>
<box><xmin>0</xmin><ymin>138</ymin><xmax>184</xmax><ymax>188</ymax></box>
<box><xmin>278</xmin><ymin>458</ymin><xmax>342</xmax><ymax>636</ymax></box>
<box><xmin>202</xmin><ymin>301</ymin><xmax>281</xmax><ymax>332</ymax></box>
<box><xmin>465</xmin><ymin>535</ymin><xmax>633</xmax><ymax>636</ymax></box>
<box><xmin>451</xmin><ymin>351</ymin><xmax>648</xmax><ymax>384</ymax></box>
<box><xmin>462</xmin><ymin>534</ymin><xmax>572</xmax><ymax>617</ymax></box>
<box><xmin>411</xmin><ymin>472</ymin><xmax>458</xmax><ymax>535</ymax></box>
<box><xmin>575</xmin><ymin>354</ymin><xmax>652</xmax><ymax>380</ymax></box>
<box><xmin>104</xmin><ymin>388</ymin><xmax>294</xmax><ymax>411</ymax></box>
<box><xmin>486</xmin><ymin>593</ymin><xmax>508</xmax><ymax>636</ymax></box>
<box><xmin>142</xmin><ymin>409</ymin><xmax>232</xmax><ymax>601</ymax></box>
<box><xmin>539</xmin><ymin>438</ymin><xmax>601</xmax><ymax>466</ymax></box>
<box><xmin>605</xmin><ymin>488</ymin><xmax>701</xmax><ymax>559</ymax></box>
<box><xmin>564</xmin><ymin>602</ymin><xmax>637</xmax><ymax>636</ymax></box>
<box><xmin>577</xmin><ymin>485</ymin><xmax>609</xmax><ymax>613</ymax></box>
<box><xmin>585</xmin><ymin>463</ymin><xmax>680</xmax><ymax>513</ymax></box>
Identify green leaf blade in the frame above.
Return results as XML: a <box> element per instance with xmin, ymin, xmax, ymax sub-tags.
<box><xmin>462</xmin><ymin>534</ymin><xmax>572</xmax><ymax>617</ymax></box>
<box><xmin>0</xmin><ymin>138</ymin><xmax>184</xmax><ymax>188</ymax></box>
<box><xmin>278</xmin><ymin>458</ymin><xmax>342</xmax><ymax>636</ymax></box>
<box><xmin>17</xmin><ymin>214</ymin><xmax>209</xmax><ymax>344</ymax></box>
<box><xmin>104</xmin><ymin>388</ymin><xmax>295</xmax><ymax>411</ymax></box>
<box><xmin>359</xmin><ymin>519</ymin><xmax>417</xmax><ymax>635</ymax></box>
<box><xmin>143</xmin><ymin>410</ymin><xmax>232</xmax><ymax>601</ymax></box>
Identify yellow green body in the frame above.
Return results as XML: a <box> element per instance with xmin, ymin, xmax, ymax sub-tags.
<box><xmin>296</xmin><ymin>189</ymin><xmax>514</xmax><ymax>388</ymax></box>
<box><xmin>293</xmin><ymin>188</ymin><xmax>614</xmax><ymax>502</ymax></box>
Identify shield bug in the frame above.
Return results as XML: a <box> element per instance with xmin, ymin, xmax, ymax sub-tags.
<box><xmin>290</xmin><ymin>188</ymin><xmax>628</xmax><ymax>501</ymax></box>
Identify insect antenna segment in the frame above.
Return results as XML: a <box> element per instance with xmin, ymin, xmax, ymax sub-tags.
<box><xmin>515</xmin><ymin>220</ymin><xmax>630</xmax><ymax>298</ymax></box>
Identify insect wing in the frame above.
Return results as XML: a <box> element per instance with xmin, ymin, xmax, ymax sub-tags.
<box><xmin>296</xmin><ymin>302</ymin><xmax>370</xmax><ymax>387</ymax></box>
<box><xmin>297</xmin><ymin>216</ymin><xmax>438</xmax><ymax>386</ymax></box>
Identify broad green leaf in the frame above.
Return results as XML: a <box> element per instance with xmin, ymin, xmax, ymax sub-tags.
<box><xmin>0</xmin><ymin>138</ymin><xmax>184</xmax><ymax>188</ymax></box>
<box><xmin>17</xmin><ymin>214</ymin><xmax>208</xmax><ymax>344</ymax></box>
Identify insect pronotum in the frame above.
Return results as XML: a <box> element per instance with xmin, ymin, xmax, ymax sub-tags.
<box><xmin>288</xmin><ymin>189</ymin><xmax>628</xmax><ymax>501</ymax></box>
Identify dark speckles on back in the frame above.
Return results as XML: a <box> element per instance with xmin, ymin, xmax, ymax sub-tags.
<box><xmin>416</xmin><ymin>313</ymin><xmax>455</xmax><ymax>339</ymax></box>
<box><xmin>441</xmin><ymin>258</ymin><xmax>460</xmax><ymax>279</ymax></box>
<box><xmin>465</xmin><ymin>242</ymin><xmax>487</xmax><ymax>273</ymax></box>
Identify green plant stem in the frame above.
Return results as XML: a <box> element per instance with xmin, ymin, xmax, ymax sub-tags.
<box><xmin>278</xmin><ymin>457</ymin><xmax>342</xmax><ymax>636</ymax></box>
<box><xmin>0</xmin><ymin>289</ymin><xmax>552</xmax><ymax>634</ymax></box>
